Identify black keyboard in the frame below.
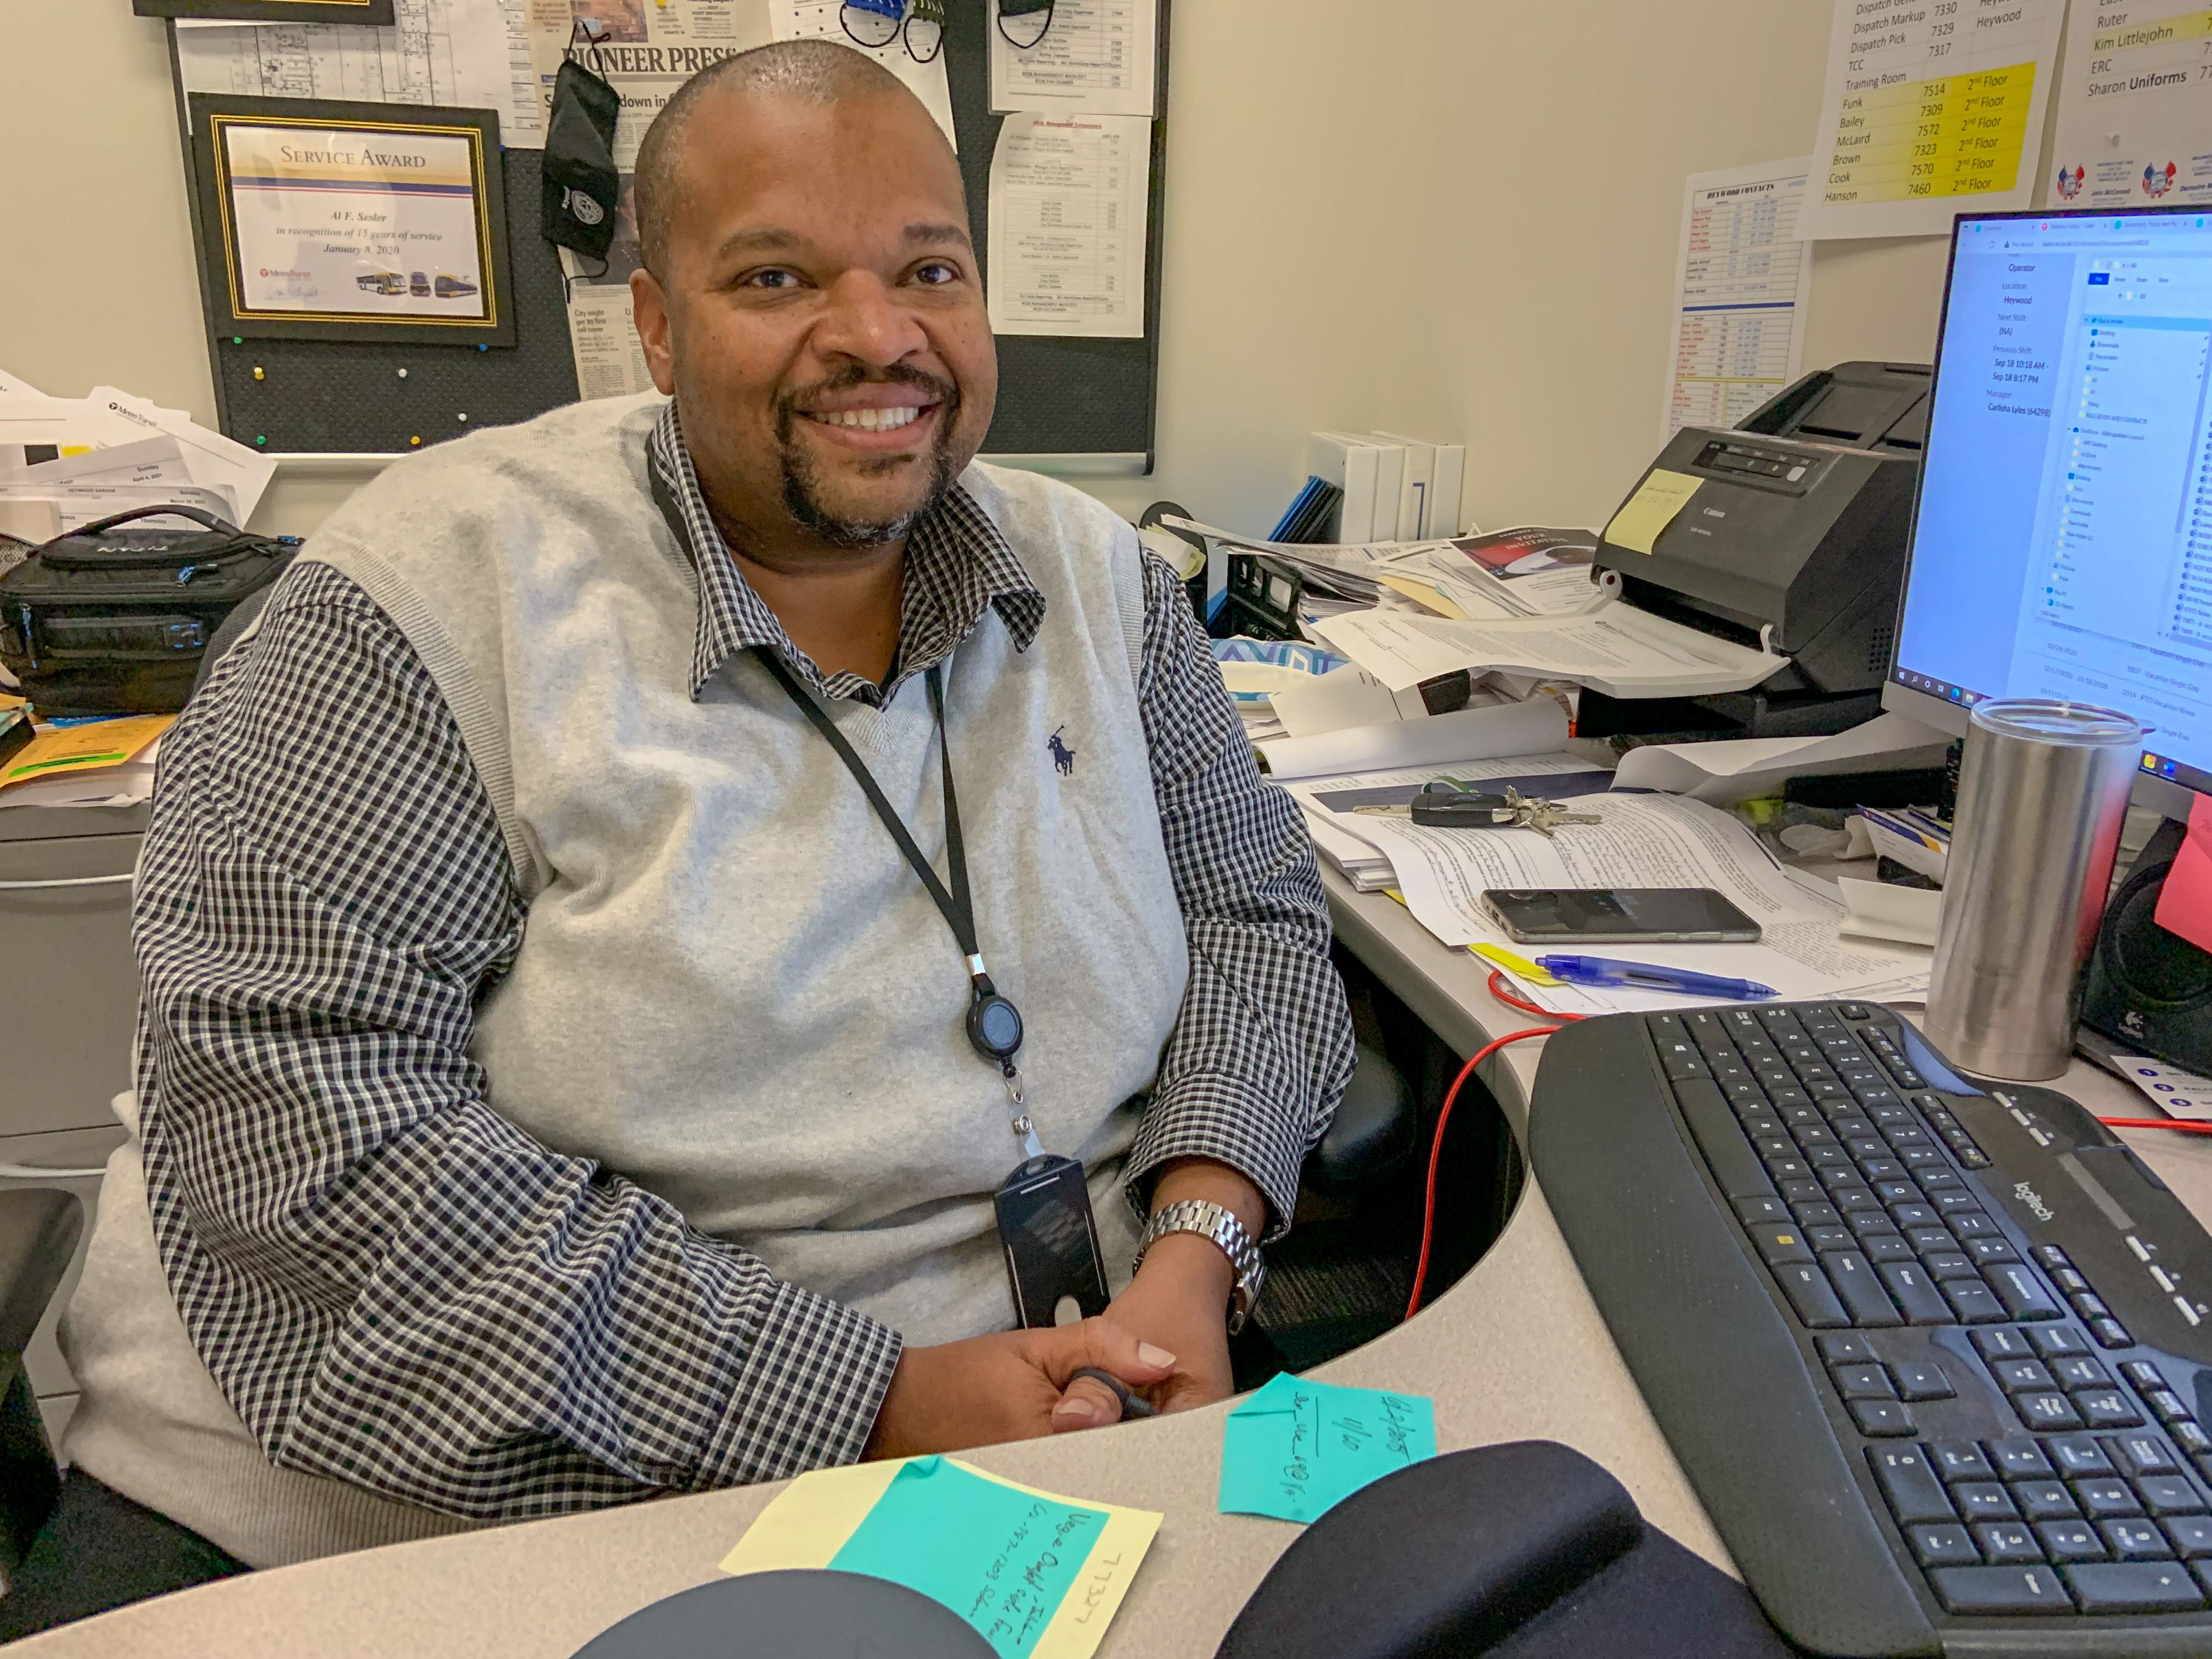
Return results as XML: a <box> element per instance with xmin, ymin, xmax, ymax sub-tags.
<box><xmin>1530</xmin><ymin>1001</ymin><xmax>2212</xmax><ymax>1656</ymax></box>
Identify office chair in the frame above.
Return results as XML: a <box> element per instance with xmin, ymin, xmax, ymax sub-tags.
<box><xmin>0</xmin><ymin>1189</ymin><xmax>84</xmax><ymax>1590</ymax></box>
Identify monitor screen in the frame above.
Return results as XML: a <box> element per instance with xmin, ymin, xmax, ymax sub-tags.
<box><xmin>1893</xmin><ymin>206</ymin><xmax>2212</xmax><ymax>797</ymax></box>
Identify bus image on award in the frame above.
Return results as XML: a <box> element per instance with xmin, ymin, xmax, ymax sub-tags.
<box><xmin>219</xmin><ymin>122</ymin><xmax>489</xmax><ymax>323</ymax></box>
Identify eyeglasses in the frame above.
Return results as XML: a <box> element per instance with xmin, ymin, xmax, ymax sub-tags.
<box><xmin>996</xmin><ymin>0</ymin><xmax>1053</xmax><ymax>50</ymax></box>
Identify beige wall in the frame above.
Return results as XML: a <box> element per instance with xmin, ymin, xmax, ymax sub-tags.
<box><xmin>1</xmin><ymin>3</ymin><xmax>1982</xmax><ymax>540</ymax></box>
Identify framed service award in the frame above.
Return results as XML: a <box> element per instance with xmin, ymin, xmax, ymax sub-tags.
<box><xmin>137</xmin><ymin>1</ymin><xmax>398</xmax><ymax>22</ymax></box>
<box><xmin>189</xmin><ymin>95</ymin><xmax>515</xmax><ymax>347</ymax></box>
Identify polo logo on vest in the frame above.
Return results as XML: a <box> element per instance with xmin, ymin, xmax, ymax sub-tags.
<box><xmin>1047</xmin><ymin>726</ymin><xmax>1076</xmax><ymax>776</ymax></box>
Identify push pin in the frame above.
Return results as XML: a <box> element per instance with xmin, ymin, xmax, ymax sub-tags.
<box><xmin>457</xmin><ymin>412</ymin><xmax>469</xmax><ymax>424</ymax></box>
<box><xmin>409</xmin><ymin>435</ymin><xmax>422</xmax><ymax>447</ymax></box>
<box><xmin>252</xmin><ymin>366</ymin><xmax>266</xmax><ymax>381</ymax></box>
<box><xmin>232</xmin><ymin>336</ymin><xmax>244</xmax><ymax>345</ymax></box>
<box><xmin>255</xmin><ymin>435</ymin><xmax>267</xmax><ymax>447</ymax></box>
<box><xmin>397</xmin><ymin>368</ymin><xmax>409</xmax><ymax>380</ymax></box>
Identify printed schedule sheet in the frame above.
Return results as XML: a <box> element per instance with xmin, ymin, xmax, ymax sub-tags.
<box><xmin>1797</xmin><ymin>0</ymin><xmax>2066</xmax><ymax>240</ymax></box>
<box><xmin>1663</xmin><ymin>158</ymin><xmax>1813</xmax><ymax>439</ymax></box>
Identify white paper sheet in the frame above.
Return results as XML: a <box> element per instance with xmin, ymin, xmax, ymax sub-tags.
<box><xmin>1327</xmin><ymin>791</ymin><xmax>1934</xmax><ymax>1013</ymax></box>
<box><xmin>766</xmin><ymin>0</ymin><xmax>956</xmax><ymax>148</ymax></box>
<box><xmin>1795</xmin><ymin>0</ymin><xmax>2066</xmax><ymax>241</ymax></box>
<box><xmin>1609</xmin><ymin>712</ymin><xmax>1951</xmax><ymax>805</ymax></box>
<box><xmin>1664</xmin><ymin>159</ymin><xmax>1813</xmax><ymax>439</ymax></box>
<box><xmin>1260</xmin><ymin>698</ymin><xmax>1570</xmax><ymax>782</ymax></box>
<box><xmin>986</xmin><ymin>111</ymin><xmax>1148</xmax><ymax>338</ymax></box>
<box><xmin>1312</xmin><ymin>603</ymin><xmax>1789</xmax><ymax>700</ymax></box>
<box><xmin>1838</xmin><ymin>876</ymin><xmax>1942</xmax><ymax>947</ymax></box>
<box><xmin>2111</xmin><ymin>1051</ymin><xmax>2212</xmax><ymax>1121</ymax></box>
<box><xmin>989</xmin><ymin>0</ymin><xmax>1155</xmax><ymax>117</ymax></box>
<box><xmin>2049</xmin><ymin>3</ymin><xmax>2212</xmax><ymax>210</ymax></box>
<box><xmin>84</xmin><ymin>388</ymin><xmax>278</xmax><ymax>525</ymax></box>
<box><xmin>177</xmin><ymin>0</ymin><xmax>543</xmax><ymax>144</ymax></box>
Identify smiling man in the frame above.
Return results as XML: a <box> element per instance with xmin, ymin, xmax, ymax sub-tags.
<box><xmin>18</xmin><ymin>40</ymin><xmax>1352</xmax><ymax>1635</ymax></box>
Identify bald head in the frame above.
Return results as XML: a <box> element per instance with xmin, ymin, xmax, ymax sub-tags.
<box><xmin>633</xmin><ymin>39</ymin><xmax>957</xmax><ymax>280</ymax></box>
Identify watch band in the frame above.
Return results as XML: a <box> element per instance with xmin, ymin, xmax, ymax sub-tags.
<box><xmin>1133</xmin><ymin>1199</ymin><xmax>1264</xmax><ymax>1334</ymax></box>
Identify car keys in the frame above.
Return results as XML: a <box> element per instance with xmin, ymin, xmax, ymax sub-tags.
<box><xmin>1355</xmin><ymin>783</ymin><xmax>1602</xmax><ymax>837</ymax></box>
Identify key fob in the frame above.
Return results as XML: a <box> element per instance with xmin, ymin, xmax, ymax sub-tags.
<box><xmin>994</xmin><ymin>1154</ymin><xmax>1110</xmax><ymax>1329</ymax></box>
<box><xmin>1410</xmin><ymin>792</ymin><xmax>1519</xmax><ymax>827</ymax></box>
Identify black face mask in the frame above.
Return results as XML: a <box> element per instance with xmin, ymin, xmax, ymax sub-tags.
<box><xmin>542</xmin><ymin>54</ymin><xmax>620</xmax><ymax>260</ymax></box>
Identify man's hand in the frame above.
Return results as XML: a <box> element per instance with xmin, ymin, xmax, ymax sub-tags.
<box><xmin>864</xmin><ymin>1317</ymin><xmax>1176</xmax><ymax>1460</ymax></box>
<box><xmin>1103</xmin><ymin>1156</ymin><xmax>1271</xmax><ymax>1417</ymax></box>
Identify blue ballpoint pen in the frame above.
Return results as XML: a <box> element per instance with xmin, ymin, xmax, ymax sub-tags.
<box><xmin>1535</xmin><ymin>955</ymin><xmax>1776</xmax><ymax>1001</ymax></box>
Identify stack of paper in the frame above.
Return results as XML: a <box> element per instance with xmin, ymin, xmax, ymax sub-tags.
<box><xmin>0</xmin><ymin>374</ymin><xmax>274</xmax><ymax>540</ymax></box>
<box><xmin>1212</xmin><ymin>637</ymin><xmax>1346</xmax><ymax>746</ymax></box>
<box><xmin>1302</xmin><ymin>778</ymin><xmax>1932</xmax><ymax>1009</ymax></box>
<box><xmin>1312</xmin><ymin>601</ymin><xmax>1789</xmax><ymax>701</ymax></box>
<box><xmin>1610</xmin><ymin>712</ymin><xmax>1952</xmax><ymax>806</ymax></box>
<box><xmin>0</xmin><ymin>715</ymin><xmax>173</xmax><ymax>810</ymax></box>
<box><xmin>1375</xmin><ymin>528</ymin><xmax>1607</xmax><ymax>623</ymax></box>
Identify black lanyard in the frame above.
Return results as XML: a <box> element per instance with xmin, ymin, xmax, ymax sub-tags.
<box><xmin>753</xmin><ymin>647</ymin><xmax>1043</xmax><ymax>1155</ymax></box>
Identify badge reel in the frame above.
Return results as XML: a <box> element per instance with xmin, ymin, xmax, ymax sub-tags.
<box><xmin>972</xmin><ymin>978</ymin><xmax>1110</xmax><ymax>1329</ymax></box>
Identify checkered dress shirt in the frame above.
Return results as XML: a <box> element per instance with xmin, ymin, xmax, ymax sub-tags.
<box><xmin>132</xmin><ymin>402</ymin><xmax>1352</xmax><ymax>1521</ymax></box>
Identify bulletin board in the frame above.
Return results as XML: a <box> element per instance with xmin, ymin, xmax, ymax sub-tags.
<box><xmin>162</xmin><ymin>5</ymin><xmax>1171</xmax><ymax>464</ymax></box>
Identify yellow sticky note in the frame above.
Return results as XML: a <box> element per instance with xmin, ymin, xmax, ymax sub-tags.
<box><xmin>1374</xmin><ymin>573</ymin><xmax>1469</xmax><ymax>619</ymax></box>
<box><xmin>1468</xmin><ymin>943</ymin><xmax>1561</xmax><ymax>985</ymax></box>
<box><xmin>1602</xmin><ymin>469</ymin><xmax>1701</xmax><ymax>555</ymax></box>
<box><xmin>719</xmin><ymin>1455</ymin><xmax>1161</xmax><ymax>1659</ymax></box>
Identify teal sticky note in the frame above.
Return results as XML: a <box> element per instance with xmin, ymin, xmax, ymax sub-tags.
<box><xmin>1217</xmin><ymin>1372</ymin><xmax>1437</xmax><ymax>1524</ymax></box>
<box><xmin>828</xmin><ymin>1456</ymin><xmax>1109</xmax><ymax>1657</ymax></box>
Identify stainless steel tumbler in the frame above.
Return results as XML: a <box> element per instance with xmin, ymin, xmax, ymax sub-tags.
<box><xmin>1923</xmin><ymin>699</ymin><xmax>2143</xmax><ymax>1081</ymax></box>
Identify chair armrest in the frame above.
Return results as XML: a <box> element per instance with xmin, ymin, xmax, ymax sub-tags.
<box><xmin>1303</xmin><ymin>1043</ymin><xmax>1417</xmax><ymax>1197</ymax></box>
<box><xmin>0</xmin><ymin>1190</ymin><xmax>83</xmax><ymax>1582</ymax></box>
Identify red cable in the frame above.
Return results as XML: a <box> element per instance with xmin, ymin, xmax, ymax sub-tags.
<box><xmin>1485</xmin><ymin>969</ymin><xmax>1585</xmax><ymax>1025</ymax></box>
<box><xmin>2099</xmin><ymin>1116</ymin><xmax>2212</xmax><ymax>1136</ymax></box>
<box><xmin>1402</xmin><ymin>972</ymin><xmax>1580</xmax><ymax>1322</ymax></box>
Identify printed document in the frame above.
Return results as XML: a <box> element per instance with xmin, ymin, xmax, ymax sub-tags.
<box><xmin>2050</xmin><ymin>2</ymin><xmax>2212</xmax><ymax>209</ymax></box>
<box><xmin>1664</xmin><ymin>159</ymin><xmax>1813</xmax><ymax>438</ymax></box>
<box><xmin>1309</xmin><ymin>790</ymin><xmax>1934</xmax><ymax>1013</ymax></box>
<box><xmin>767</xmin><ymin>0</ymin><xmax>956</xmax><ymax>148</ymax></box>
<box><xmin>525</xmin><ymin>0</ymin><xmax>772</xmax><ymax>167</ymax></box>
<box><xmin>177</xmin><ymin>0</ymin><xmax>543</xmax><ymax>144</ymax></box>
<box><xmin>1795</xmin><ymin>0</ymin><xmax>2066</xmax><ymax>240</ymax></box>
<box><xmin>988</xmin><ymin>112</ymin><xmax>1149</xmax><ymax>338</ymax></box>
<box><xmin>1312</xmin><ymin>603</ymin><xmax>1788</xmax><ymax>699</ymax></box>
<box><xmin>989</xmin><ymin>0</ymin><xmax>1156</xmax><ymax>117</ymax></box>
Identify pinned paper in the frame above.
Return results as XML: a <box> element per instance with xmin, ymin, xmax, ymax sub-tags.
<box><xmin>2155</xmin><ymin>796</ymin><xmax>2212</xmax><ymax>958</ymax></box>
<box><xmin>1602</xmin><ymin>469</ymin><xmax>1701</xmax><ymax>555</ymax></box>
<box><xmin>719</xmin><ymin>1456</ymin><xmax>1159</xmax><ymax>1659</ymax></box>
<box><xmin>1218</xmin><ymin>1372</ymin><xmax>1436</xmax><ymax>1525</ymax></box>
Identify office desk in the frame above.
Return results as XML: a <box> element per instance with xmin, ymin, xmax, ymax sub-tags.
<box><xmin>22</xmin><ymin>870</ymin><xmax>2212</xmax><ymax>1658</ymax></box>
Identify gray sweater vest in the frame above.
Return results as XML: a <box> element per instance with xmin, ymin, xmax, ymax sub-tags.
<box><xmin>60</xmin><ymin>394</ymin><xmax>1191</xmax><ymax>1566</ymax></box>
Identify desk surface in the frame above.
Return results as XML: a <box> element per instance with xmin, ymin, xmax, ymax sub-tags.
<box><xmin>25</xmin><ymin>870</ymin><xmax>2212</xmax><ymax>1658</ymax></box>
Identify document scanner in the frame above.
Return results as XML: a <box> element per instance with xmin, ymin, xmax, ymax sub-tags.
<box><xmin>1582</xmin><ymin>361</ymin><xmax>1931</xmax><ymax>740</ymax></box>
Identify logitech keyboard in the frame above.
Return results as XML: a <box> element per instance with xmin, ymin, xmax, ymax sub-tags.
<box><xmin>1529</xmin><ymin>1001</ymin><xmax>2212</xmax><ymax>1657</ymax></box>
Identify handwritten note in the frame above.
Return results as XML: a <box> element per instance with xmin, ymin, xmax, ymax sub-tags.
<box><xmin>719</xmin><ymin>1455</ymin><xmax>1159</xmax><ymax>1659</ymax></box>
<box><xmin>1217</xmin><ymin>1372</ymin><xmax>1436</xmax><ymax>1525</ymax></box>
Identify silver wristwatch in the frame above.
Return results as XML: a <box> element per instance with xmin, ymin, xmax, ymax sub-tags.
<box><xmin>1133</xmin><ymin>1199</ymin><xmax>1265</xmax><ymax>1334</ymax></box>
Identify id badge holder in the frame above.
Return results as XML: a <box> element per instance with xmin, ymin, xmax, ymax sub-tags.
<box><xmin>994</xmin><ymin>1153</ymin><xmax>1110</xmax><ymax>1329</ymax></box>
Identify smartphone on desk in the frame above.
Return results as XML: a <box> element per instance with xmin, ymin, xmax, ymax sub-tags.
<box><xmin>1479</xmin><ymin>887</ymin><xmax>1762</xmax><ymax>945</ymax></box>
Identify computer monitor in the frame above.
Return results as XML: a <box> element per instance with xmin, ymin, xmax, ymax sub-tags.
<box><xmin>1883</xmin><ymin>204</ymin><xmax>2212</xmax><ymax>821</ymax></box>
